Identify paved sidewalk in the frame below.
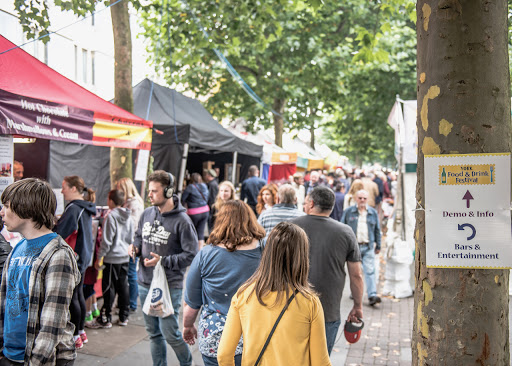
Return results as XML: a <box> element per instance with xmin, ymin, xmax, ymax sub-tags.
<box><xmin>74</xmin><ymin>268</ymin><xmax>510</xmax><ymax>365</ymax></box>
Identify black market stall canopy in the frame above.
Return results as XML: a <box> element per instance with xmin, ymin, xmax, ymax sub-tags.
<box><xmin>133</xmin><ymin>79</ymin><xmax>263</xmax><ymax>186</ymax></box>
<box><xmin>134</xmin><ymin>79</ymin><xmax>262</xmax><ymax>156</ymax></box>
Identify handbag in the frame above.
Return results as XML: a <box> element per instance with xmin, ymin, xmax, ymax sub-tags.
<box><xmin>254</xmin><ymin>290</ymin><xmax>298</xmax><ymax>366</ymax></box>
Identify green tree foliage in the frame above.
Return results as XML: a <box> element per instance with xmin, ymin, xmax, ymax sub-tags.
<box><xmin>140</xmin><ymin>0</ymin><xmax>416</xmax><ymax>151</ymax></box>
<box><xmin>322</xmin><ymin>18</ymin><xmax>416</xmax><ymax>166</ymax></box>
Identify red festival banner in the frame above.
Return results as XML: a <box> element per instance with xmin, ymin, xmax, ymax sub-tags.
<box><xmin>0</xmin><ymin>89</ymin><xmax>151</xmax><ymax>150</ymax></box>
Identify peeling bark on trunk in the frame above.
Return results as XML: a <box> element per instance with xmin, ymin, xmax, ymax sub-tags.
<box><xmin>414</xmin><ymin>1</ymin><xmax>510</xmax><ymax>365</ymax></box>
<box><xmin>273</xmin><ymin>98</ymin><xmax>286</xmax><ymax>147</ymax></box>
<box><xmin>110</xmin><ymin>0</ymin><xmax>133</xmax><ymax>187</ymax></box>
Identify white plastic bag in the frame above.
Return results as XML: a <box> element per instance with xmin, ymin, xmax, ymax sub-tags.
<box><xmin>142</xmin><ymin>259</ymin><xmax>174</xmax><ymax>317</ymax></box>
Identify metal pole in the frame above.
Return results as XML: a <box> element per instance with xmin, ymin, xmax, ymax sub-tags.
<box><xmin>231</xmin><ymin>151</ymin><xmax>238</xmax><ymax>184</ymax></box>
<box><xmin>177</xmin><ymin>143</ymin><xmax>189</xmax><ymax>198</ymax></box>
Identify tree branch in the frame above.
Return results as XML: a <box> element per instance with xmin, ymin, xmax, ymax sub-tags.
<box><xmin>232</xmin><ymin>64</ymin><xmax>259</xmax><ymax>78</ymax></box>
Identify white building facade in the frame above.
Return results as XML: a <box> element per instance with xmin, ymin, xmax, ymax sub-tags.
<box><xmin>0</xmin><ymin>1</ymin><xmax>154</xmax><ymax>101</ymax></box>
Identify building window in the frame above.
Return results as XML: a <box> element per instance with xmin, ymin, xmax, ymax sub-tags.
<box><xmin>74</xmin><ymin>45</ymin><xmax>78</xmax><ymax>80</ymax></box>
<box><xmin>82</xmin><ymin>49</ymin><xmax>87</xmax><ymax>83</ymax></box>
<box><xmin>91</xmin><ymin>51</ymin><xmax>95</xmax><ymax>85</ymax></box>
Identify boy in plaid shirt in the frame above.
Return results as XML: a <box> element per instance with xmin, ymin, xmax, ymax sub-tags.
<box><xmin>0</xmin><ymin>178</ymin><xmax>80</xmax><ymax>366</ymax></box>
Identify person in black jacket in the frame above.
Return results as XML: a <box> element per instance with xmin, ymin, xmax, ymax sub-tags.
<box><xmin>0</xmin><ymin>217</ymin><xmax>12</xmax><ymax>281</ymax></box>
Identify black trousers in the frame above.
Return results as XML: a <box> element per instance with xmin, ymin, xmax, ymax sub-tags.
<box><xmin>70</xmin><ymin>272</ymin><xmax>86</xmax><ymax>335</ymax></box>
<box><xmin>102</xmin><ymin>262</ymin><xmax>130</xmax><ymax>322</ymax></box>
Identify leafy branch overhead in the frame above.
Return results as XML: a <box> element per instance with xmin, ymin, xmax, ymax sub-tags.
<box><xmin>140</xmin><ymin>0</ymin><xmax>416</xmax><ymax>158</ymax></box>
<box><xmin>14</xmin><ymin>0</ymin><xmax>416</xmax><ymax>164</ymax></box>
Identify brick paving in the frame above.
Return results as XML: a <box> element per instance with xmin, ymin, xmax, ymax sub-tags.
<box><xmin>334</xmin><ymin>244</ymin><xmax>414</xmax><ymax>366</ymax></box>
<box><xmin>343</xmin><ymin>295</ymin><xmax>413</xmax><ymax>366</ymax></box>
<box><xmin>76</xmin><ymin>250</ymin><xmax>512</xmax><ymax>366</ymax></box>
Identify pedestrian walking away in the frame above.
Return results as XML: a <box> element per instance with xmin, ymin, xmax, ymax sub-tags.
<box><xmin>240</xmin><ymin>165</ymin><xmax>266</xmax><ymax>216</ymax></box>
<box><xmin>218</xmin><ymin>222</ymin><xmax>332</xmax><ymax>366</ymax></box>
<box><xmin>183</xmin><ymin>200</ymin><xmax>265</xmax><ymax>366</ymax></box>
<box><xmin>292</xmin><ymin>186</ymin><xmax>364</xmax><ymax>355</ymax></box>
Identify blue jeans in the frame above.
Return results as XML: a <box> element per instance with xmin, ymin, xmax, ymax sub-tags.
<box><xmin>128</xmin><ymin>257</ymin><xmax>139</xmax><ymax>310</ymax></box>
<box><xmin>138</xmin><ymin>285</ymin><xmax>192</xmax><ymax>366</ymax></box>
<box><xmin>202</xmin><ymin>354</ymin><xmax>242</xmax><ymax>366</ymax></box>
<box><xmin>325</xmin><ymin>320</ymin><xmax>341</xmax><ymax>355</ymax></box>
<box><xmin>359</xmin><ymin>243</ymin><xmax>377</xmax><ymax>298</ymax></box>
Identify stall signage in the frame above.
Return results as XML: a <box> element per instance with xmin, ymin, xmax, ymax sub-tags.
<box><xmin>425</xmin><ymin>153</ymin><xmax>511</xmax><ymax>269</ymax></box>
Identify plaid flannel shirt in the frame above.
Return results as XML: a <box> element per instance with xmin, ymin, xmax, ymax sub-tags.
<box><xmin>0</xmin><ymin>235</ymin><xmax>80</xmax><ymax>366</ymax></box>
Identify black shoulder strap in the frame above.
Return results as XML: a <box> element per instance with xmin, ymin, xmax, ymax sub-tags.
<box><xmin>254</xmin><ymin>290</ymin><xmax>298</xmax><ymax>366</ymax></box>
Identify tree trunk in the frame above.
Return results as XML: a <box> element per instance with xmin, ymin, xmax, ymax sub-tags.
<box><xmin>272</xmin><ymin>98</ymin><xmax>286</xmax><ymax>147</ymax></box>
<box><xmin>109</xmin><ymin>0</ymin><xmax>133</xmax><ymax>187</ymax></box>
<box><xmin>310</xmin><ymin>121</ymin><xmax>315</xmax><ymax>150</ymax></box>
<box><xmin>414</xmin><ymin>1</ymin><xmax>510</xmax><ymax>365</ymax></box>
<box><xmin>355</xmin><ymin>154</ymin><xmax>362</xmax><ymax>168</ymax></box>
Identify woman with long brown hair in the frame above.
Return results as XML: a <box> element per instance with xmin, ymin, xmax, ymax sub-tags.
<box><xmin>217</xmin><ymin>222</ymin><xmax>331</xmax><ymax>366</ymax></box>
<box><xmin>55</xmin><ymin>175</ymin><xmax>96</xmax><ymax>349</ymax></box>
<box><xmin>255</xmin><ymin>184</ymin><xmax>277</xmax><ymax>215</ymax></box>
<box><xmin>183</xmin><ymin>200</ymin><xmax>265</xmax><ymax>366</ymax></box>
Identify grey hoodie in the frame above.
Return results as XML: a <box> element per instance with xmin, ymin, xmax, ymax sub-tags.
<box><xmin>98</xmin><ymin>207</ymin><xmax>134</xmax><ymax>264</ymax></box>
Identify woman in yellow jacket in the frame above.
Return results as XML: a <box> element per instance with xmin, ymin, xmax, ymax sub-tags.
<box><xmin>217</xmin><ymin>222</ymin><xmax>332</xmax><ymax>366</ymax></box>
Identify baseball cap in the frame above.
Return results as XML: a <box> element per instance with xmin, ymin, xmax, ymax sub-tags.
<box><xmin>344</xmin><ymin>318</ymin><xmax>364</xmax><ymax>343</ymax></box>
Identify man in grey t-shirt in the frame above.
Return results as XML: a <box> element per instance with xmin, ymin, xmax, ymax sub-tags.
<box><xmin>291</xmin><ymin>186</ymin><xmax>364</xmax><ymax>355</ymax></box>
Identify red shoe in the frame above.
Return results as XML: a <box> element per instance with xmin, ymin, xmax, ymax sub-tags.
<box><xmin>80</xmin><ymin>332</ymin><xmax>88</xmax><ymax>344</ymax></box>
<box><xmin>75</xmin><ymin>336</ymin><xmax>84</xmax><ymax>349</ymax></box>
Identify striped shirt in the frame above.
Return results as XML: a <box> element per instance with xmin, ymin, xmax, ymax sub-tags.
<box><xmin>257</xmin><ymin>204</ymin><xmax>305</xmax><ymax>236</ymax></box>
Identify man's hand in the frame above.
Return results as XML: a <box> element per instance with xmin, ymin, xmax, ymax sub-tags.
<box><xmin>183</xmin><ymin>325</ymin><xmax>198</xmax><ymax>345</ymax></box>
<box><xmin>128</xmin><ymin>244</ymin><xmax>138</xmax><ymax>259</ymax></box>
<box><xmin>144</xmin><ymin>252</ymin><xmax>161</xmax><ymax>267</ymax></box>
<box><xmin>347</xmin><ymin>306</ymin><xmax>363</xmax><ymax>323</ymax></box>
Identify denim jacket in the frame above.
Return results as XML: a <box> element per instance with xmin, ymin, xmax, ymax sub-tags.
<box><xmin>341</xmin><ymin>205</ymin><xmax>381</xmax><ymax>250</ymax></box>
<box><xmin>181</xmin><ymin>183</ymin><xmax>209</xmax><ymax>209</ymax></box>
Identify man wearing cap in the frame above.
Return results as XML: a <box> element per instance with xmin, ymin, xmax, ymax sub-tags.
<box><xmin>204</xmin><ymin>169</ymin><xmax>218</xmax><ymax>231</ymax></box>
<box><xmin>341</xmin><ymin>189</ymin><xmax>382</xmax><ymax>306</ymax></box>
<box><xmin>291</xmin><ymin>186</ymin><xmax>364</xmax><ymax>355</ymax></box>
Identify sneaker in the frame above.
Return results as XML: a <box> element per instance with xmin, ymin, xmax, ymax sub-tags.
<box><xmin>129</xmin><ymin>307</ymin><xmax>137</xmax><ymax>313</ymax></box>
<box><xmin>92</xmin><ymin>308</ymin><xmax>100</xmax><ymax>318</ymax></box>
<box><xmin>86</xmin><ymin>318</ymin><xmax>112</xmax><ymax>329</ymax></box>
<box><xmin>85</xmin><ymin>314</ymin><xmax>93</xmax><ymax>322</ymax></box>
<box><xmin>117</xmin><ymin>319</ymin><xmax>128</xmax><ymax>326</ymax></box>
<box><xmin>75</xmin><ymin>336</ymin><xmax>84</xmax><ymax>349</ymax></box>
<box><xmin>369</xmin><ymin>296</ymin><xmax>382</xmax><ymax>306</ymax></box>
<box><xmin>80</xmin><ymin>332</ymin><xmax>88</xmax><ymax>344</ymax></box>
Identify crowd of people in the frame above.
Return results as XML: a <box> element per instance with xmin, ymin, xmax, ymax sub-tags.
<box><xmin>0</xmin><ymin>162</ymin><xmax>396</xmax><ymax>365</ymax></box>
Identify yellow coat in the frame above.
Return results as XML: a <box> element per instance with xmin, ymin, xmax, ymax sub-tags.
<box><xmin>217</xmin><ymin>283</ymin><xmax>332</xmax><ymax>366</ymax></box>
